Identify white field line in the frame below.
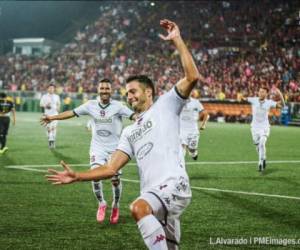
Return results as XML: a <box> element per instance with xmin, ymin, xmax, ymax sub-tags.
<box><xmin>4</xmin><ymin>159</ymin><xmax>300</xmax><ymax>169</ymax></box>
<box><xmin>5</xmin><ymin>163</ymin><xmax>300</xmax><ymax>201</ymax></box>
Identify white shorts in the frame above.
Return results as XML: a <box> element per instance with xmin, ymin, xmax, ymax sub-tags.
<box><xmin>46</xmin><ymin>120</ymin><xmax>58</xmax><ymax>130</ymax></box>
<box><xmin>90</xmin><ymin>151</ymin><xmax>122</xmax><ymax>177</ymax></box>
<box><xmin>180</xmin><ymin>131</ymin><xmax>199</xmax><ymax>150</ymax></box>
<box><xmin>251</xmin><ymin>127</ymin><xmax>270</xmax><ymax>145</ymax></box>
<box><xmin>137</xmin><ymin>177</ymin><xmax>191</xmax><ymax>247</ymax></box>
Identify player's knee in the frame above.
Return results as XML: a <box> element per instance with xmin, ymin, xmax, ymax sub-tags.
<box><xmin>111</xmin><ymin>177</ymin><xmax>120</xmax><ymax>187</ymax></box>
<box><xmin>259</xmin><ymin>137</ymin><xmax>267</xmax><ymax>146</ymax></box>
<box><xmin>130</xmin><ymin>199</ymin><xmax>152</xmax><ymax>222</ymax></box>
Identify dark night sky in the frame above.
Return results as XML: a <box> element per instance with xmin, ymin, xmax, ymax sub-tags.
<box><xmin>0</xmin><ymin>1</ymin><xmax>103</xmax><ymax>42</ymax></box>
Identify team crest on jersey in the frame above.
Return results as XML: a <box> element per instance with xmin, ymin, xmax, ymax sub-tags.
<box><xmin>100</xmin><ymin>110</ymin><xmax>106</xmax><ymax>117</ymax></box>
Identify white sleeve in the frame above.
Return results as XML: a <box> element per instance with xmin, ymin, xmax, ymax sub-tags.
<box><xmin>56</xmin><ymin>96</ymin><xmax>61</xmax><ymax>106</ymax></box>
<box><xmin>118</xmin><ymin>103</ymin><xmax>134</xmax><ymax>118</ymax></box>
<box><xmin>73</xmin><ymin>101</ymin><xmax>90</xmax><ymax>116</ymax></box>
<box><xmin>40</xmin><ymin>95</ymin><xmax>45</xmax><ymax>107</ymax></box>
<box><xmin>158</xmin><ymin>87</ymin><xmax>187</xmax><ymax>115</ymax></box>
<box><xmin>117</xmin><ymin>128</ymin><xmax>134</xmax><ymax>159</ymax></box>
<box><xmin>198</xmin><ymin>101</ymin><xmax>204</xmax><ymax>113</ymax></box>
<box><xmin>247</xmin><ymin>97</ymin><xmax>256</xmax><ymax>104</ymax></box>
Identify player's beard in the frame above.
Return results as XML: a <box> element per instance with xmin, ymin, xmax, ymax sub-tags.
<box><xmin>259</xmin><ymin>95</ymin><xmax>266</xmax><ymax>101</ymax></box>
<box><xmin>131</xmin><ymin>97</ymin><xmax>147</xmax><ymax>113</ymax></box>
<box><xmin>100</xmin><ymin>93</ymin><xmax>111</xmax><ymax>104</ymax></box>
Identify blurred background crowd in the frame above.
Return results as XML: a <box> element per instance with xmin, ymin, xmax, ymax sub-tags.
<box><xmin>0</xmin><ymin>1</ymin><xmax>299</xmax><ymax>102</ymax></box>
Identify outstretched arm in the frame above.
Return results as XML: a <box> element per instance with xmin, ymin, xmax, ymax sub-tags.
<box><xmin>56</xmin><ymin>100</ymin><xmax>61</xmax><ymax>113</ymax></box>
<box><xmin>159</xmin><ymin>19</ymin><xmax>202</xmax><ymax>98</ymax></box>
<box><xmin>46</xmin><ymin>150</ymin><xmax>130</xmax><ymax>184</ymax></box>
<box><xmin>40</xmin><ymin>110</ymin><xmax>75</xmax><ymax>126</ymax></box>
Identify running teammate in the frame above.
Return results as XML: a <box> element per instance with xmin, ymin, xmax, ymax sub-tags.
<box><xmin>41</xmin><ymin>79</ymin><xmax>135</xmax><ymax>224</ymax></box>
<box><xmin>40</xmin><ymin>84</ymin><xmax>60</xmax><ymax>149</ymax></box>
<box><xmin>244</xmin><ymin>86</ymin><xmax>284</xmax><ymax>172</ymax></box>
<box><xmin>180</xmin><ymin>90</ymin><xmax>209</xmax><ymax>160</ymax></box>
<box><xmin>0</xmin><ymin>93</ymin><xmax>16</xmax><ymax>154</ymax></box>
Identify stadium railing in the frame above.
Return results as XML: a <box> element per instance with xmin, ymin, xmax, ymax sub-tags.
<box><xmin>3</xmin><ymin>90</ymin><xmax>300</xmax><ymax>126</ymax></box>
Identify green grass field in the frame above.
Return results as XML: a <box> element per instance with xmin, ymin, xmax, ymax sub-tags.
<box><xmin>0</xmin><ymin>112</ymin><xmax>300</xmax><ymax>249</ymax></box>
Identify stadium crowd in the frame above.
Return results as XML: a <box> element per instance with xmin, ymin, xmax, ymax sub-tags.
<box><xmin>0</xmin><ymin>1</ymin><xmax>299</xmax><ymax>102</ymax></box>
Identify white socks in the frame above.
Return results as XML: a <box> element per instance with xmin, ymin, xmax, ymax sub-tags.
<box><xmin>47</xmin><ymin>128</ymin><xmax>56</xmax><ymax>142</ymax></box>
<box><xmin>112</xmin><ymin>181</ymin><xmax>122</xmax><ymax>208</ymax></box>
<box><xmin>259</xmin><ymin>136</ymin><xmax>267</xmax><ymax>162</ymax></box>
<box><xmin>137</xmin><ymin>214</ymin><xmax>168</xmax><ymax>250</ymax></box>
<box><xmin>92</xmin><ymin>179</ymin><xmax>123</xmax><ymax>208</ymax></box>
<box><xmin>182</xmin><ymin>146</ymin><xmax>186</xmax><ymax>157</ymax></box>
<box><xmin>92</xmin><ymin>180</ymin><xmax>105</xmax><ymax>204</ymax></box>
<box><xmin>52</xmin><ymin>128</ymin><xmax>57</xmax><ymax>141</ymax></box>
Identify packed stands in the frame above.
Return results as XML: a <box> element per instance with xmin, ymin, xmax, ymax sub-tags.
<box><xmin>0</xmin><ymin>1</ymin><xmax>299</xmax><ymax>116</ymax></box>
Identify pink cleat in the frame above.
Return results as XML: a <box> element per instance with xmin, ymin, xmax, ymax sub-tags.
<box><xmin>110</xmin><ymin>208</ymin><xmax>119</xmax><ymax>224</ymax></box>
<box><xmin>96</xmin><ymin>204</ymin><xmax>107</xmax><ymax>223</ymax></box>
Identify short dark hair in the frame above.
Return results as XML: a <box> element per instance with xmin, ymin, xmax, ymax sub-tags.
<box><xmin>0</xmin><ymin>92</ymin><xmax>7</xmax><ymax>98</ymax></box>
<box><xmin>126</xmin><ymin>75</ymin><xmax>155</xmax><ymax>99</ymax></box>
<box><xmin>99</xmin><ymin>78</ymin><xmax>111</xmax><ymax>84</ymax></box>
<box><xmin>48</xmin><ymin>83</ymin><xmax>55</xmax><ymax>88</ymax></box>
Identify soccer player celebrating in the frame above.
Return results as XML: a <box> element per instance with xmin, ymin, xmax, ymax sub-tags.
<box><xmin>47</xmin><ymin>19</ymin><xmax>201</xmax><ymax>250</ymax></box>
<box><xmin>41</xmin><ymin>79</ymin><xmax>135</xmax><ymax>224</ymax></box>
<box><xmin>0</xmin><ymin>93</ymin><xmax>16</xmax><ymax>154</ymax></box>
<box><xmin>180</xmin><ymin>89</ymin><xmax>209</xmax><ymax>160</ymax></box>
<box><xmin>40</xmin><ymin>84</ymin><xmax>61</xmax><ymax>149</ymax></box>
<box><xmin>244</xmin><ymin>86</ymin><xmax>285</xmax><ymax>172</ymax></box>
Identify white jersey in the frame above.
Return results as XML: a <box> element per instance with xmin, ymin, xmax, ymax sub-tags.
<box><xmin>40</xmin><ymin>93</ymin><xmax>60</xmax><ymax>116</ymax></box>
<box><xmin>117</xmin><ymin>87</ymin><xmax>191</xmax><ymax>195</ymax></box>
<box><xmin>180</xmin><ymin>97</ymin><xmax>204</xmax><ymax>132</ymax></box>
<box><xmin>74</xmin><ymin>99</ymin><xmax>134</xmax><ymax>154</ymax></box>
<box><xmin>247</xmin><ymin>97</ymin><xmax>277</xmax><ymax>129</ymax></box>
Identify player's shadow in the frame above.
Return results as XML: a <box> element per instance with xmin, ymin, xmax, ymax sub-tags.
<box><xmin>259</xmin><ymin>168</ymin><xmax>278</xmax><ymax>175</ymax></box>
<box><xmin>50</xmin><ymin>149</ymin><xmax>80</xmax><ymax>164</ymax></box>
<box><xmin>54</xmin><ymin>145</ymin><xmax>71</xmax><ymax>150</ymax></box>
<box><xmin>203</xmin><ymin>192</ymin><xmax>300</xmax><ymax>231</ymax></box>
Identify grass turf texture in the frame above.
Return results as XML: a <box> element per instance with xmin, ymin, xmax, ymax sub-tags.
<box><xmin>0</xmin><ymin>112</ymin><xmax>300</xmax><ymax>249</ymax></box>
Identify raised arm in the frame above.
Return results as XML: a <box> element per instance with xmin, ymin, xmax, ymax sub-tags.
<box><xmin>12</xmin><ymin>108</ymin><xmax>16</xmax><ymax>126</ymax></box>
<box><xmin>159</xmin><ymin>19</ymin><xmax>202</xmax><ymax>98</ymax></box>
<box><xmin>40</xmin><ymin>110</ymin><xmax>75</xmax><ymax>126</ymax></box>
<box><xmin>274</xmin><ymin>88</ymin><xmax>285</xmax><ymax>108</ymax></box>
<box><xmin>199</xmin><ymin>110</ymin><xmax>209</xmax><ymax>130</ymax></box>
<box><xmin>56</xmin><ymin>98</ymin><xmax>61</xmax><ymax>113</ymax></box>
<box><xmin>46</xmin><ymin>150</ymin><xmax>130</xmax><ymax>184</ymax></box>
